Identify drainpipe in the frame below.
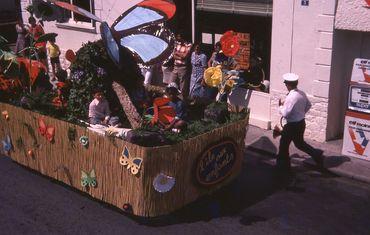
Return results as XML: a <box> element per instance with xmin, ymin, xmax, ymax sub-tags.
<box><xmin>191</xmin><ymin>0</ymin><xmax>195</xmax><ymax>43</ymax></box>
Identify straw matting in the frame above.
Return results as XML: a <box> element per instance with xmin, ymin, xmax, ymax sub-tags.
<box><xmin>0</xmin><ymin>102</ymin><xmax>248</xmax><ymax>217</ymax></box>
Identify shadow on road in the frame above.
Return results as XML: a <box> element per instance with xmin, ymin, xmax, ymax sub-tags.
<box><xmin>2</xmin><ymin>143</ymin><xmax>339</xmax><ymax>228</ymax></box>
<box><xmin>131</xmin><ymin>149</ymin><xmax>299</xmax><ymax>227</ymax></box>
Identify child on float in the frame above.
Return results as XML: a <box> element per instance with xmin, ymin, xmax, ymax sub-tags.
<box><xmin>88</xmin><ymin>89</ymin><xmax>120</xmax><ymax>127</ymax></box>
<box><xmin>163</xmin><ymin>83</ymin><xmax>187</xmax><ymax>131</ymax></box>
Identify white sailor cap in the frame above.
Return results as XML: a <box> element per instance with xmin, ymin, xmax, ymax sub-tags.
<box><xmin>283</xmin><ymin>73</ymin><xmax>299</xmax><ymax>82</ymax></box>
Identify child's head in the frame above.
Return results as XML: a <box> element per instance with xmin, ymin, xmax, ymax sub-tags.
<box><xmin>49</xmin><ymin>37</ymin><xmax>56</xmax><ymax>44</ymax></box>
<box><xmin>165</xmin><ymin>83</ymin><xmax>180</xmax><ymax>100</ymax></box>
<box><xmin>93</xmin><ymin>89</ymin><xmax>104</xmax><ymax>101</ymax></box>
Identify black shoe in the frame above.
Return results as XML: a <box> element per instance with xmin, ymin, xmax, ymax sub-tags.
<box><xmin>313</xmin><ymin>150</ymin><xmax>325</xmax><ymax>168</ymax></box>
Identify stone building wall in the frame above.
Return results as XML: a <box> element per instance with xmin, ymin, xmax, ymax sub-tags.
<box><xmin>270</xmin><ymin>89</ymin><xmax>328</xmax><ymax>142</ymax></box>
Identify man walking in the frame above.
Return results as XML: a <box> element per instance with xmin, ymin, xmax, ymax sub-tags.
<box><xmin>277</xmin><ymin>73</ymin><xmax>324</xmax><ymax>173</ymax></box>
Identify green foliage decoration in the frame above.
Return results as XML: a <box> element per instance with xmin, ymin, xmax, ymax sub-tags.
<box><xmin>67</xmin><ymin>40</ymin><xmax>111</xmax><ymax>122</ymax></box>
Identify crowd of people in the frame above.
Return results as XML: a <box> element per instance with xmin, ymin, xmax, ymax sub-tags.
<box><xmin>142</xmin><ymin>33</ymin><xmax>269</xmax><ymax>100</ymax></box>
<box><xmin>12</xmin><ymin>19</ymin><xmax>268</xmax><ymax>132</ymax></box>
<box><xmin>15</xmin><ymin>16</ymin><xmax>61</xmax><ymax>79</ymax></box>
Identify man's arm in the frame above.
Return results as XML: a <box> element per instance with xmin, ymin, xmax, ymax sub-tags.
<box><xmin>279</xmin><ymin>96</ymin><xmax>294</xmax><ymax>118</ymax></box>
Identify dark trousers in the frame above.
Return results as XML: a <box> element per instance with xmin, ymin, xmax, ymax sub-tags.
<box><xmin>277</xmin><ymin>119</ymin><xmax>320</xmax><ymax>170</ymax></box>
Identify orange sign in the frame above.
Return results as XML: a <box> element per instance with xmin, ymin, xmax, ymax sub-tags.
<box><xmin>234</xmin><ymin>33</ymin><xmax>250</xmax><ymax>70</ymax></box>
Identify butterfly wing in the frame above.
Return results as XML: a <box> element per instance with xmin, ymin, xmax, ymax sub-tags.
<box><xmin>38</xmin><ymin>118</ymin><xmax>47</xmax><ymax>136</ymax></box>
<box><xmin>48</xmin><ymin>0</ymin><xmax>102</xmax><ymax>22</ymax></box>
<box><xmin>89</xmin><ymin>169</ymin><xmax>97</xmax><ymax>187</ymax></box>
<box><xmin>46</xmin><ymin>126</ymin><xmax>55</xmax><ymax>142</ymax></box>
<box><xmin>138</xmin><ymin>0</ymin><xmax>176</xmax><ymax>19</ymax></box>
<box><xmin>2</xmin><ymin>135</ymin><xmax>12</xmax><ymax>152</ymax></box>
<box><xmin>130</xmin><ymin>158</ymin><xmax>142</xmax><ymax>175</ymax></box>
<box><xmin>112</xmin><ymin>0</ymin><xmax>176</xmax><ymax>33</ymax></box>
<box><xmin>120</xmin><ymin>25</ymin><xmax>175</xmax><ymax>66</ymax></box>
<box><xmin>119</xmin><ymin>147</ymin><xmax>130</xmax><ymax>166</ymax></box>
<box><xmin>100</xmin><ymin>22</ymin><xmax>120</xmax><ymax>67</ymax></box>
<box><xmin>81</xmin><ymin>170</ymin><xmax>88</xmax><ymax>187</ymax></box>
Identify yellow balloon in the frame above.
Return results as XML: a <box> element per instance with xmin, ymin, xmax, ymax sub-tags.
<box><xmin>204</xmin><ymin>67</ymin><xmax>223</xmax><ymax>87</ymax></box>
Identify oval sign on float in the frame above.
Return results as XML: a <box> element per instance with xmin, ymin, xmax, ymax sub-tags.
<box><xmin>195</xmin><ymin>140</ymin><xmax>239</xmax><ymax>186</ymax></box>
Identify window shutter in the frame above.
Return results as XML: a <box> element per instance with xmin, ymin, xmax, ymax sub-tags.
<box><xmin>196</xmin><ymin>0</ymin><xmax>273</xmax><ymax>17</ymax></box>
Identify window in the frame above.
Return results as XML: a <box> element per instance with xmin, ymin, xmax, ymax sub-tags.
<box><xmin>56</xmin><ymin>0</ymin><xmax>96</xmax><ymax>32</ymax></box>
<box><xmin>71</xmin><ymin>0</ymin><xmax>93</xmax><ymax>23</ymax></box>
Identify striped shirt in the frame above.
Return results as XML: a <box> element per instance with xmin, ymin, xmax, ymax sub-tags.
<box><xmin>173</xmin><ymin>40</ymin><xmax>192</xmax><ymax>66</ymax></box>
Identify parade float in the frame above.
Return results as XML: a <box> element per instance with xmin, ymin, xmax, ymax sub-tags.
<box><xmin>0</xmin><ymin>0</ymin><xmax>249</xmax><ymax>217</ymax></box>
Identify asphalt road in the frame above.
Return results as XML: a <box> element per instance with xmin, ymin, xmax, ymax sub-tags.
<box><xmin>1</xmin><ymin>149</ymin><xmax>370</xmax><ymax>235</ymax></box>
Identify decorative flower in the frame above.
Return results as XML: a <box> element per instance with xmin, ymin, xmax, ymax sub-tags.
<box><xmin>153</xmin><ymin>173</ymin><xmax>176</xmax><ymax>193</ymax></box>
<box><xmin>204</xmin><ymin>66</ymin><xmax>223</xmax><ymax>87</ymax></box>
<box><xmin>71</xmin><ymin>70</ymin><xmax>84</xmax><ymax>81</ymax></box>
<box><xmin>96</xmin><ymin>67</ymin><xmax>107</xmax><ymax>78</ymax></box>
<box><xmin>79</xmin><ymin>136</ymin><xmax>89</xmax><ymax>147</ymax></box>
<box><xmin>220</xmin><ymin>30</ymin><xmax>240</xmax><ymax>57</ymax></box>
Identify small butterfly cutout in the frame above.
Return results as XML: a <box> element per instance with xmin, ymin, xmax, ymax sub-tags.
<box><xmin>1</xmin><ymin>110</ymin><xmax>9</xmax><ymax>120</ymax></box>
<box><xmin>81</xmin><ymin>169</ymin><xmax>97</xmax><ymax>188</ymax></box>
<box><xmin>1</xmin><ymin>135</ymin><xmax>12</xmax><ymax>154</ymax></box>
<box><xmin>38</xmin><ymin>118</ymin><xmax>55</xmax><ymax>142</ymax></box>
<box><xmin>119</xmin><ymin>146</ymin><xmax>143</xmax><ymax>175</ymax></box>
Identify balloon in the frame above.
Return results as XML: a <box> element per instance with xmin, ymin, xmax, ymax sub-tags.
<box><xmin>65</xmin><ymin>49</ymin><xmax>76</xmax><ymax>63</ymax></box>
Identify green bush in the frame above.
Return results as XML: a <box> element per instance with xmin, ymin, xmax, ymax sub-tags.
<box><xmin>67</xmin><ymin>40</ymin><xmax>111</xmax><ymax>122</ymax></box>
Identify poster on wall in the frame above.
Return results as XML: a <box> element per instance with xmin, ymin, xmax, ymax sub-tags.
<box><xmin>234</xmin><ymin>33</ymin><xmax>250</xmax><ymax>70</ymax></box>
<box><xmin>348</xmin><ymin>84</ymin><xmax>370</xmax><ymax>114</ymax></box>
<box><xmin>342</xmin><ymin>111</ymin><xmax>370</xmax><ymax>161</ymax></box>
<box><xmin>350</xmin><ymin>58</ymin><xmax>370</xmax><ymax>83</ymax></box>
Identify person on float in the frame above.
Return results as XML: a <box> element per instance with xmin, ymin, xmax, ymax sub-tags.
<box><xmin>170</xmin><ymin>32</ymin><xmax>192</xmax><ymax>99</ymax></box>
<box><xmin>88</xmin><ymin>89</ymin><xmax>120</xmax><ymax>126</ymax></box>
<box><xmin>164</xmin><ymin>82</ymin><xmax>187</xmax><ymax>131</ymax></box>
<box><xmin>276</xmin><ymin>73</ymin><xmax>324</xmax><ymax>174</ymax></box>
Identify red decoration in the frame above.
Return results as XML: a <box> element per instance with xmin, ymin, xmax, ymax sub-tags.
<box><xmin>16</xmin><ymin>57</ymin><xmax>47</xmax><ymax>86</ymax></box>
<box><xmin>138</xmin><ymin>0</ymin><xmax>176</xmax><ymax>19</ymax></box>
<box><xmin>151</xmin><ymin>97</ymin><xmax>176</xmax><ymax>125</ymax></box>
<box><xmin>38</xmin><ymin>118</ymin><xmax>55</xmax><ymax>142</ymax></box>
<box><xmin>365</xmin><ymin>0</ymin><xmax>370</xmax><ymax>7</ymax></box>
<box><xmin>65</xmin><ymin>49</ymin><xmax>76</xmax><ymax>63</ymax></box>
<box><xmin>220</xmin><ymin>31</ymin><xmax>240</xmax><ymax>57</ymax></box>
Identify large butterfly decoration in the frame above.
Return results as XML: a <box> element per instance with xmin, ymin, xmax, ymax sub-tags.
<box><xmin>81</xmin><ymin>169</ymin><xmax>97</xmax><ymax>188</ymax></box>
<box><xmin>48</xmin><ymin>0</ymin><xmax>176</xmax><ymax>68</ymax></box>
<box><xmin>119</xmin><ymin>146</ymin><xmax>143</xmax><ymax>175</ymax></box>
<box><xmin>38</xmin><ymin>118</ymin><xmax>55</xmax><ymax>142</ymax></box>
